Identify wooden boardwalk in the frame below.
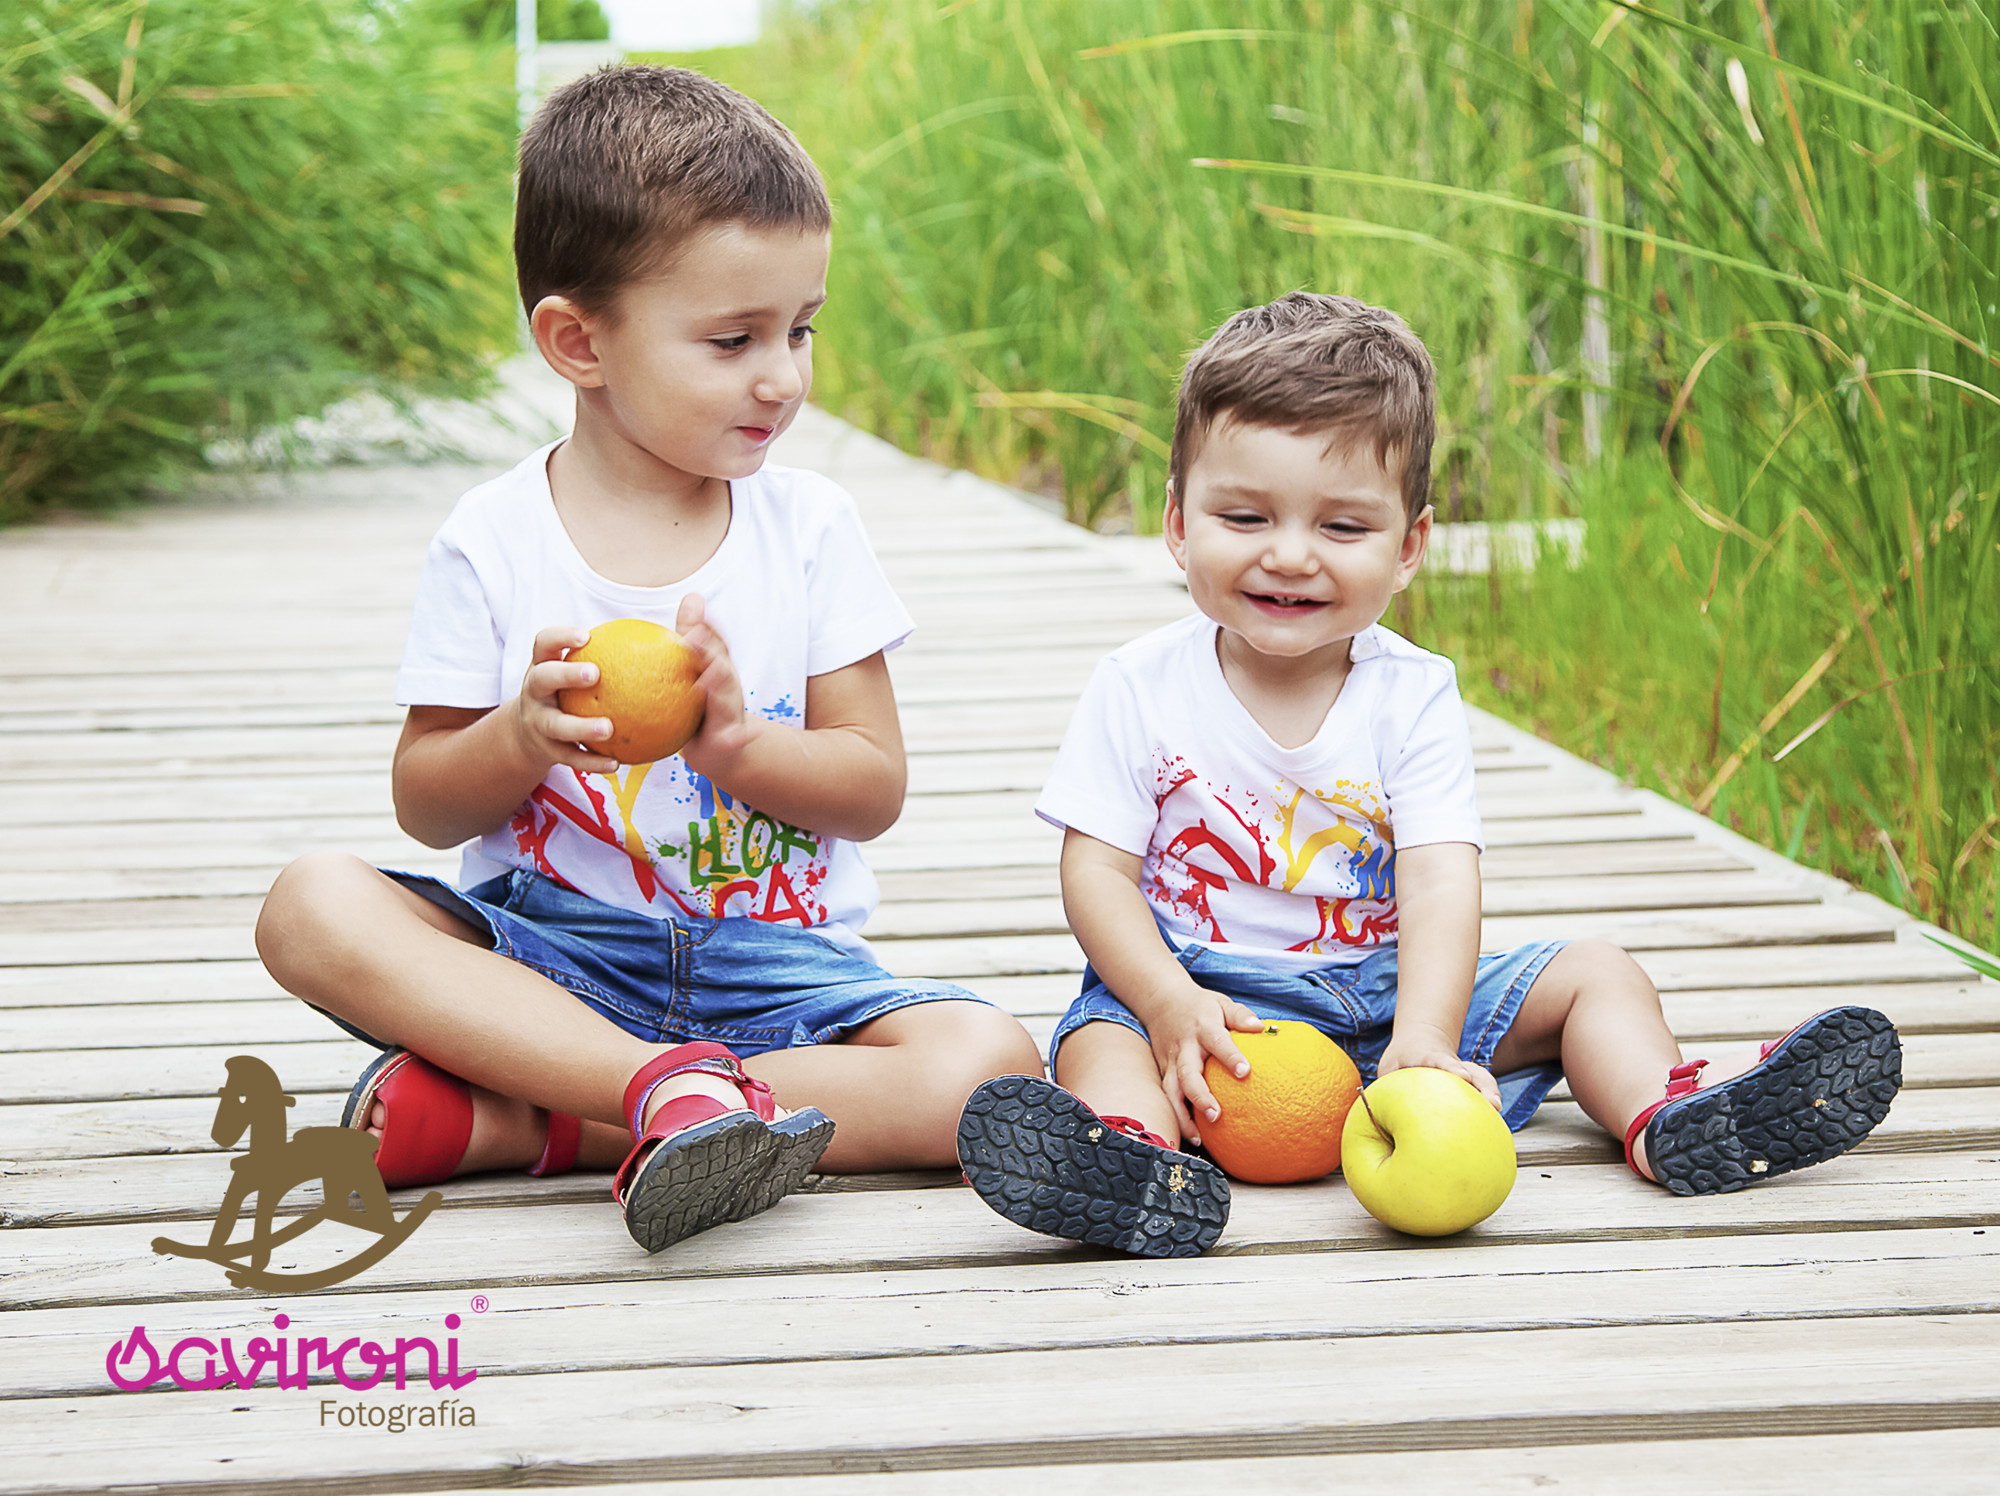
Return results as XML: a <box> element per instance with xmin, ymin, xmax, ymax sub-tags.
<box><xmin>3</xmin><ymin>387</ymin><xmax>1998</xmax><ymax>1493</ymax></box>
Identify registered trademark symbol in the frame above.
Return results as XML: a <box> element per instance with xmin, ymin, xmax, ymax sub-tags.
<box><xmin>470</xmin><ymin>1294</ymin><xmax>490</xmax><ymax>1313</ymax></box>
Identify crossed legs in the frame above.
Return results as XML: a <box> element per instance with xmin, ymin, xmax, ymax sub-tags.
<box><xmin>254</xmin><ymin>851</ymin><xmax>1043</xmax><ymax>1175</ymax></box>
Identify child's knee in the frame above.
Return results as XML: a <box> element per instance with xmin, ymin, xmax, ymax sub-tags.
<box><xmin>944</xmin><ymin>1001</ymin><xmax>1045</xmax><ymax>1083</ymax></box>
<box><xmin>255</xmin><ymin>851</ymin><xmax>383</xmax><ymax>974</ymax></box>
<box><xmin>1550</xmin><ymin>937</ymin><xmax>1656</xmax><ymax>998</ymax></box>
<box><xmin>902</xmin><ymin>1001</ymin><xmax>1043</xmax><ymax>1105</ymax></box>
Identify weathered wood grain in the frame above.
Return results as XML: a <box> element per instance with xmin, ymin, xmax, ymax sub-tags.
<box><xmin>10</xmin><ymin>1150</ymin><xmax>2000</xmax><ymax>1307</ymax></box>
<box><xmin>379</xmin><ymin>1431</ymin><xmax>2000</xmax><ymax>1496</ymax></box>
<box><xmin>4</xmin><ymin>1316</ymin><xmax>1998</xmax><ymax>1492</ymax></box>
<box><xmin>6</xmin><ymin>1227</ymin><xmax>1996</xmax><ymax>1403</ymax></box>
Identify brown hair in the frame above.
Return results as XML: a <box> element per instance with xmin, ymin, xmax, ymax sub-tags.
<box><xmin>514</xmin><ymin>66</ymin><xmax>831</xmax><ymax>318</ymax></box>
<box><xmin>1169</xmin><ymin>292</ymin><xmax>1436</xmax><ymax>522</ymax></box>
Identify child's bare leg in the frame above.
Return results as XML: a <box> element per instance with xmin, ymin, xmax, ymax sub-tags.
<box><xmin>1051</xmin><ymin>1020</ymin><xmax>1182</xmax><ymax>1145</ymax></box>
<box><xmin>1486</xmin><ymin>938</ymin><xmax>1682</xmax><ymax>1179</ymax></box>
<box><xmin>256</xmin><ymin>852</ymin><xmax>741</xmax><ymax>1168</ymax></box>
<box><xmin>746</xmin><ymin>1000</ymin><xmax>1044</xmax><ymax>1171</ymax></box>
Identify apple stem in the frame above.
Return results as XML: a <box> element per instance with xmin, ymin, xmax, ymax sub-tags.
<box><xmin>1357</xmin><ymin>1084</ymin><xmax>1392</xmax><ymax>1149</ymax></box>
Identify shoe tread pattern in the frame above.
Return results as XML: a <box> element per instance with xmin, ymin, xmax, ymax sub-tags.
<box><xmin>622</xmin><ymin>1111</ymin><xmax>777</xmax><ymax>1253</ymax></box>
<box><xmin>1645</xmin><ymin>1004</ymin><xmax>1902</xmax><ymax>1197</ymax></box>
<box><xmin>956</xmin><ymin>1075</ymin><xmax>1230</xmax><ymax>1258</ymax></box>
<box><xmin>729</xmin><ymin>1108</ymin><xmax>836</xmax><ymax>1221</ymax></box>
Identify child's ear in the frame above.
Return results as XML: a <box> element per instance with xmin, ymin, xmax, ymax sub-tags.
<box><xmin>1162</xmin><ymin>483</ymin><xmax>1189</xmax><ymax>570</ymax></box>
<box><xmin>1393</xmin><ymin>504</ymin><xmax>1434</xmax><ymax>591</ymax></box>
<box><xmin>530</xmin><ymin>295</ymin><xmax>606</xmax><ymax>389</ymax></box>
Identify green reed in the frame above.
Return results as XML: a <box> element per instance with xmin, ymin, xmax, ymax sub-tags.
<box><xmin>1</xmin><ymin>0</ymin><xmax>519</xmax><ymax>518</ymax></box>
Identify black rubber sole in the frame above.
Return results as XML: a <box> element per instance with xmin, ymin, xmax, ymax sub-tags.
<box><xmin>339</xmin><ymin>1047</ymin><xmax>407</xmax><ymax>1132</ymax></box>
<box><xmin>622</xmin><ymin>1107</ymin><xmax>836</xmax><ymax>1253</ymax></box>
<box><xmin>956</xmin><ymin>1075</ymin><xmax>1230</xmax><ymax>1258</ymax></box>
<box><xmin>1645</xmin><ymin>1005</ymin><xmax>1902</xmax><ymax>1196</ymax></box>
<box><xmin>729</xmin><ymin>1108</ymin><xmax>837</xmax><ymax>1221</ymax></box>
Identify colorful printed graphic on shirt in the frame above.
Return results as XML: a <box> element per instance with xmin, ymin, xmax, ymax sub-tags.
<box><xmin>1146</xmin><ymin>754</ymin><xmax>1397</xmax><ymax>954</ymax></box>
<box><xmin>502</xmin><ymin>693</ymin><xmax>829</xmax><ymax>925</ymax></box>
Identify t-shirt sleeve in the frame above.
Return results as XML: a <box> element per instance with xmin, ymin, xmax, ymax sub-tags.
<box><xmin>1034</xmin><ymin>658</ymin><xmax>1160</xmax><ymax>857</ymax></box>
<box><xmin>1382</xmin><ymin>663</ymin><xmax>1484</xmax><ymax>850</ymax></box>
<box><xmin>803</xmin><ymin>486</ymin><xmax>916</xmax><ymax>676</ymax></box>
<box><xmin>395</xmin><ymin>529</ymin><xmax>506</xmax><ymax>709</ymax></box>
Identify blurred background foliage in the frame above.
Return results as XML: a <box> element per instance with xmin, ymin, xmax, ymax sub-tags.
<box><xmin>461</xmin><ymin>0</ymin><xmax>609</xmax><ymax>43</ymax></box>
<box><xmin>0</xmin><ymin>0</ymin><xmax>519</xmax><ymax>519</ymax></box>
<box><xmin>689</xmin><ymin>0</ymin><xmax>1998</xmax><ymax>944</ymax></box>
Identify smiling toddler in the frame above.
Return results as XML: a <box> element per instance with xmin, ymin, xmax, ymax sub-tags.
<box><xmin>956</xmin><ymin>293</ymin><xmax>1902</xmax><ymax>1256</ymax></box>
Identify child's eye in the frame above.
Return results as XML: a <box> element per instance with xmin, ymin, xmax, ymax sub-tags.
<box><xmin>789</xmin><ymin>321</ymin><xmax>819</xmax><ymax>344</ymax></box>
<box><xmin>1219</xmin><ymin>512</ymin><xmax>1264</xmax><ymax>527</ymax></box>
<box><xmin>709</xmin><ymin>334</ymin><xmax>751</xmax><ymax>352</ymax></box>
<box><xmin>1325</xmin><ymin>523</ymin><xmax>1369</xmax><ymax>537</ymax></box>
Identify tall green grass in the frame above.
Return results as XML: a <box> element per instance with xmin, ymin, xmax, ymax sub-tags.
<box><xmin>1</xmin><ymin>0</ymin><xmax>520</xmax><ymax>518</ymax></box>
<box><xmin>705</xmin><ymin>2</ymin><xmax>1576</xmax><ymax>527</ymax></box>
<box><xmin>700</xmin><ymin>0</ymin><xmax>1999</xmax><ymax>945</ymax></box>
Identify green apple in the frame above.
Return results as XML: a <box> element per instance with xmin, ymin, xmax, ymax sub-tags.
<box><xmin>1341</xmin><ymin>1067</ymin><xmax>1517</xmax><ymax>1236</ymax></box>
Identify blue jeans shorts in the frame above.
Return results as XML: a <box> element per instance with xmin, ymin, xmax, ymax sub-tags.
<box><xmin>1049</xmin><ymin>937</ymin><xmax>1569</xmax><ymax>1132</ymax></box>
<box><xmin>316</xmin><ymin>867</ymin><xmax>989</xmax><ymax>1056</ymax></box>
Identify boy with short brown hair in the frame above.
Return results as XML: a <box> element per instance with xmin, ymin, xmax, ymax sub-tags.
<box><xmin>257</xmin><ymin>66</ymin><xmax>1041</xmax><ymax>1254</ymax></box>
<box><xmin>958</xmin><ymin>292</ymin><xmax>1901</xmax><ymax>1257</ymax></box>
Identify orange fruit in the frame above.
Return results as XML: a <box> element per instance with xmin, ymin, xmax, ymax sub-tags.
<box><xmin>557</xmin><ymin>618</ymin><xmax>705</xmax><ymax>764</ymax></box>
<box><xmin>1200</xmin><ymin>1020</ymin><xmax>1362</xmax><ymax>1184</ymax></box>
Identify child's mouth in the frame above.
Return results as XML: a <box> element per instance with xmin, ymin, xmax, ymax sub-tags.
<box><xmin>1247</xmin><ymin>592</ymin><xmax>1328</xmax><ymax>614</ymax></box>
<box><xmin>739</xmin><ymin>425</ymin><xmax>776</xmax><ymax>445</ymax></box>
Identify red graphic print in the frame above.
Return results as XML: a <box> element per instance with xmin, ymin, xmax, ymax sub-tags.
<box><xmin>523</xmin><ymin>772</ymin><xmax>660</xmax><ymax>902</ymax></box>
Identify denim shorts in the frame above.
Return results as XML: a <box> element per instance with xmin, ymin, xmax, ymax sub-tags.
<box><xmin>1049</xmin><ymin>937</ymin><xmax>1569</xmax><ymax>1132</ymax></box>
<box><xmin>316</xmin><ymin>867</ymin><xmax>989</xmax><ymax>1056</ymax></box>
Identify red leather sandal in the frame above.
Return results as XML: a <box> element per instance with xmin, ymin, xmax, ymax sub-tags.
<box><xmin>342</xmin><ymin>1048</ymin><xmax>582</xmax><ymax>1189</ymax></box>
<box><xmin>613</xmin><ymin>1041</ymin><xmax>835</xmax><ymax>1254</ymax></box>
<box><xmin>1623</xmin><ymin>1005</ymin><xmax>1901</xmax><ymax>1196</ymax></box>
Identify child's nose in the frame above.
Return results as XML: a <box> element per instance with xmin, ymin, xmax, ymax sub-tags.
<box><xmin>1263</xmin><ymin>530</ymin><xmax>1320</xmax><ymax>574</ymax></box>
<box><xmin>753</xmin><ymin>347</ymin><xmax>804</xmax><ymax>405</ymax></box>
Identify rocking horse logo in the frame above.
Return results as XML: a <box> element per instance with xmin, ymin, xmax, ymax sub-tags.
<box><xmin>152</xmin><ymin>1055</ymin><xmax>439</xmax><ymax>1291</ymax></box>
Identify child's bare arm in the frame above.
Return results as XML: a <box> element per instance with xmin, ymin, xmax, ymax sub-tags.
<box><xmin>1379</xmin><ymin>841</ymin><xmax>1501</xmax><ymax>1107</ymax></box>
<box><xmin>1061</xmin><ymin>828</ymin><xmax>1263</xmax><ymax>1141</ymax></box>
<box><xmin>393</xmin><ymin>625</ymin><xmax>620</xmax><ymax>849</ymax></box>
<box><xmin>675</xmin><ymin>594</ymin><xmax>905</xmax><ymax>842</ymax></box>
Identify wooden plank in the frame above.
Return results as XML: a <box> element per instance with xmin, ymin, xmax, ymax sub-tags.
<box><xmin>372</xmin><ymin>1431</ymin><xmax>2000</xmax><ymax>1496</ymax></box>
<box><xmin>6</xmin><ymin>1019</ymin><xmax>1991</xmax><ymax>1110</ymax></box>
<box><xmin>3</xmin><ymin>1317</ymin><xmax>1998</xmax><ymax>1490</ymax></box>
<box><xmin>0</xmin><ymin>960</ymin><xmax>288</xmax><ymax>1008</ymax></box>
<box><xmin>856</xmin><ymin>906</ymin><xmax>1908</xmax><ymax>989</ymax></box>
<box><xmin>1664</xmin><ymin>980</ymin><xmax>2000</xmax><ymax>1038</ymax></box>
<box><xmin>0</xmin><ymin>961</ymin><xmax>1087</xmax><ymax>1016</ymax></box>
<box><xmin>0</xmin><ymin>862</ymin><xmax>1805</xmax><ymax>943</ymax></box>
<box><xmin>6</xmin><ymin>956</ymin><xmax>1973</xmax><ymax>1029</ymax></box>
<box><xmin>10</xmin><ymin>1149</ymin><xmax>2000</xmax><ymax>1301</ymax></box>
<box><xmin>0</xmin><ymin>840</ymin><xmax>1759</xmax><ymax>907</ymax></box>
<box><xmin>10</xmin><ymin>1087</ymin><xmax>1999</xmax><ymax>1235</ymax></box>
<box><xmin>1638</xmin><ymin>943</ymin><xmax>1977</xmax><ymax>991</ymax></box>
<box><xmin>0</xmin><ymin>722</ymin><xmax>1530</xmax><ymax>788</ymax></box>
<box><xmin>0</xmin><ymin>998</ymin><xmax>345</xmax><ymax>1049</ymax></box>
<box><xmin>6</xmin><ymin>1228</ymin><xmax>1997</xmax><ymax>1401</ymax></box>
<box><xmin>0</xmin><ymin>829</ymin><xmax>1080</xmax><ymax>881</ymax></box>
<box><xmin>0</xmin><ymin>1037</ymin><xmax>379</xmax><ymax>1103</ymax></box>
<box><xmin>1526</xmin><ymin>1086</ymin><xmax>2000</xmax><ymax>1161</ymax></box>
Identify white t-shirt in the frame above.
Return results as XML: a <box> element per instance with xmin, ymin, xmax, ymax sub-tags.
<box><xmin>396</xmin><ymin>441</ymin><xmax>914</xmax><ymax>949</ymax></box>
<box><xmin>1036</xmin><ymin>615</ymin><xmax>1483</xmax><ymax>972</ymax></box>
